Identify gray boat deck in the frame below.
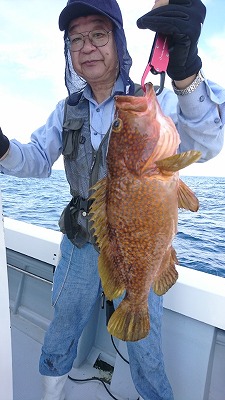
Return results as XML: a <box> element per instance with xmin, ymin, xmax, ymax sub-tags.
<box><xmin>11</xmin><ymin>315</ymin><xmax>139</xmax><ymax>400</ymax></box>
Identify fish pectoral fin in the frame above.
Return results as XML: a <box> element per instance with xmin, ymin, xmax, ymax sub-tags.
<box><xmin>155</xmin><ymin>150</ymin><xmax>202</xmax><ymax>173</ymax></box>
<box><xmin>98</xmin><ymin>250</ymin><xmax>125</xmax><ymax>300</ymax></box>
<box><xmin>178</xmin><ymin>178</ymin><xmax>199</xmax><ymax>212</ymax></box>
<box><xmin>107</xmin><ymin>296</ymin><xmax>150</xmax><ymax>341</ymax></box>
<box><xmin>153</xmin><ymin>248</ymin><xmax>178</xmax><ymax>296</ymax></box>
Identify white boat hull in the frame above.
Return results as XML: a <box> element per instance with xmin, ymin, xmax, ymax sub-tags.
<box><xmin>2</xmin><ymin>216</ymin><xmax>225</xmax><ymax>400</ymax></box>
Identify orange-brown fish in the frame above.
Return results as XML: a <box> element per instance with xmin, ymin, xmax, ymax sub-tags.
<box><xmin>90</xmin><ymin>83</ymin><xmax>201</xmax><ymax>342</ymax></box>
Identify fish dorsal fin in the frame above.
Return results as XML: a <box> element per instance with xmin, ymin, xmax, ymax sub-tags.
<box><xmin>178</xmin><ymin>178</ymin><xmax>199</xmax><ymax>212</ymax></box>
<box><xmin>89</xmin><ymin>177</ymin><xmax>107</xmax><ymax>247</ymax></box>
<box><xmin>89</xmin><ymin>178</ymin><xmax>125</xmax><ymax>299</ymax></box>
<box><xmin>155</xmin><ymin>150</ymin><xmax>202</xmax><ymax>173</ymax></box>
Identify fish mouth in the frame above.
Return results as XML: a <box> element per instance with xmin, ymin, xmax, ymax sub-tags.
<box><xmin>115</xmin><ymin>95</ymin><xmax>148</xmax><ymax>113</ymax></box>
<box><xmin>115</xmin><ymin>83</ymin><xmax>155</xmax><ymax>113</ymax></box>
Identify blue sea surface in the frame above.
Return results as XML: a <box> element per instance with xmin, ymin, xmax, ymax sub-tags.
<box><xmin>0</xmin><ymin>171</ymin><xmax>225</xmax><ymax>277</ymax></box>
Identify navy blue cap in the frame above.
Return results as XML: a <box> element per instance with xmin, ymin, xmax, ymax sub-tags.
<box><xmin>59</xmin><ymin>0</ymin><xmax>123</xmax><ymax>31</ymax></box>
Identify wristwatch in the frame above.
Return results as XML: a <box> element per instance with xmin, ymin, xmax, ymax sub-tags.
<box><xmin>172</xmin><ymin>70</ymin><xmax>205</xmax><ymax>96</ymax></box>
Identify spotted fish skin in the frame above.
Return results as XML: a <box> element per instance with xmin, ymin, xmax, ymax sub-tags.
<box><xmin>90</xmin><ymin>83</ymin><xmax>201</xmax><ymax>341</ymax></box>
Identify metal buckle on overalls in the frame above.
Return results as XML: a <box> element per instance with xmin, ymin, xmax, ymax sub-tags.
<box><xmin>79</xmin><ymin>197</ymin><xmax>88</xmax><ymax>216</ymax></box>
<box><xmin>71</xmin><ymin>196</ymin><xmax>93</xmax><ymax>217</ymax></box>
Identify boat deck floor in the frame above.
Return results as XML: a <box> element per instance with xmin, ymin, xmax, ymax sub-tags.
<box><xmin>11</xmin><ymin>301</ymin><xmax>225</xmax><ymax>400</ymax></box>
<box><xmin>12</xmin><ymin>322</ymin><xmax>134</xmax><ymax>400</ymax></box>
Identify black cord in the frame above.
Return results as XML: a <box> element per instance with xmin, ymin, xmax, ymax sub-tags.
<box><xmin>68</xmin><ymin>375</ymin><xmax>140</xmax><ymax>400</ymax></box>
<box><xmin>110</xmin><ymin>335</ymin><xmax>129</xmax><ymax>365</ymax></box>
<box><xmin>68</xmin><ymin>375</ymin><xmax>121</xmax><ymax>400</ymax></box>
<box><xmin>67</xmin><ymin>298</ymin><xmax>139</xmax><ymax>399</ymax></box>
<box><xmin>68</xmin><ymin>333</ymin><xmax>133</xmax><ymax>400</ymax></box>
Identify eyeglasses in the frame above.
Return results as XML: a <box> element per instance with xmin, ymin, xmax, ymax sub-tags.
<box><xmin>68</xmin><ymin>29</ymin><xmax>112</xmax><ymax>52</ymax></box>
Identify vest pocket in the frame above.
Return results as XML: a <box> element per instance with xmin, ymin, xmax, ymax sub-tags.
<box><xmin>62</xmin><ymin>118</ymin><xmax>84</xmax><ymax>159</ymax></box>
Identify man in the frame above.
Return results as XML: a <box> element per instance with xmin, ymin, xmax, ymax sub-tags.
<box><xmin>0</xmin><ymin>0</ymin><xmax>224</xmax><ymax>399</ymax></box>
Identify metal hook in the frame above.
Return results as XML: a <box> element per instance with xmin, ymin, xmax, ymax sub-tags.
<box><xmin>155</xmin><ymin>72</ymin><xmax>166</xmax><ymax>96</ymax></box>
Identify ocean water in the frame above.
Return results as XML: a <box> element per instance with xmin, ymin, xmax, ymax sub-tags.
<box><xmin>0</xmin><ymin>171</ymin><xmax>225</xmax><ymax>277</ymax></box>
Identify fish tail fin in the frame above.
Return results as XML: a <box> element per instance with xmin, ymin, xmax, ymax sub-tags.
<box><xmin>153</xmin><ymin>247</ymin><xmax>178</xmax><ymax>295</ymax></box>
<box><xmin>107</xmin><ymin>298</ymin><xmax>150</xmax><ymax>341</ymax></box>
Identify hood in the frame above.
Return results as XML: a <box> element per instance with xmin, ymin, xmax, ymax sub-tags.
<box><xmin>58</xmin><ymin>0</ymin><xmax>134</xmax><ymax>97</ymax></box>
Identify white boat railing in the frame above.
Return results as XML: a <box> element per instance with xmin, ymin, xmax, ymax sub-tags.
<box><xmin>0</xmin><ymin>193</ymin><xmax>13</xmax><ymax>400</ymax></box>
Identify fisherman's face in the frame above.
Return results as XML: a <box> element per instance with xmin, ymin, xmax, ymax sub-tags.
<box><xmin>68</xmin><ymin>15</ymin><xmax>118</xmax><ymax>86</ymax></box>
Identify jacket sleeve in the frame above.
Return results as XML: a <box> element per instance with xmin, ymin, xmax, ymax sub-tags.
<box><xmin>158</xmin><ymin>75</ymin><xmax>225</xmax><ymax>162</ymax></box>
<box><xmin>0</xmin><ymin>100</ymin><xmax>65</xmax><ymax>178</ymax></box>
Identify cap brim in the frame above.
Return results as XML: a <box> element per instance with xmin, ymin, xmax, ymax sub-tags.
<box><xmin>59</xmin><ymin>2</ymin><xmax>119</xmax><ymax>31</ymax></box>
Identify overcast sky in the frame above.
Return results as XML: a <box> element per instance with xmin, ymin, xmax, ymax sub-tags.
<box><xmin>0</xmin><ymin>0</ymin><xmax>224</xmax><ymax>176</ymax></box>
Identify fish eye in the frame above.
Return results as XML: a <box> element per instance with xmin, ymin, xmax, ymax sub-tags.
<box><xmin>112</xmin><ymin>118</ymin><xmax>123</xmax><ymax>132</ymax></box>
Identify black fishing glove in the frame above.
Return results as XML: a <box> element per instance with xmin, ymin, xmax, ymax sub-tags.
<box><xmin>136</xmin><ymin>0</ymin><xmax>206</xmax><ymax>81</ymax></box>
<box><xmin>0</xmin><ymin>128</ymin><xmax>10</xmax><ymax>159</ymax></box>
